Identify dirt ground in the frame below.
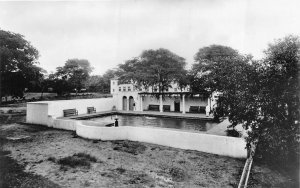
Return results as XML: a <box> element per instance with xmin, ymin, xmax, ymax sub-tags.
<box><xmin>0</xmin><ymin>110</ymin><xmax>297</xmax><ymax>187</ymax></box>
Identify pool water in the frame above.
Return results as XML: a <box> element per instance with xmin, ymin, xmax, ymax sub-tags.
<box><xmin>90</xmin><ymin>115</ymin><xmax>218</xmax><ymax>132</ymax></box>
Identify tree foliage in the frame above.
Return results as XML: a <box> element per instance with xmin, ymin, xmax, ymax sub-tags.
<box><xmin>118</xmin><ymin>48</ymin><xmax>187</xmax><ymax>92</ymax></box>
<box><xmin>247</xmin><ymin>35</ymin><xmax>300</xmax><ymax>166</ymax></box>
<box><xmin>53</xmin><ymin>59</ymin><xmax>93</xmax><ymax>94</ymax></box>
<box><xmin>0</xmin><ymin>29</ymin><xmax>43</xmax><ymax>99</ymax></box>
<box><xmin>190</xmin><ymin>45</ymin><xmax>241</xmax><ymax>92</ymax></box>
<box><xmin>195</xmin><ymin>38</ymin><xmax>299</xmax><ymax>167</ymax></box>
<box><xmin>194</xmin><ymin>44</ymin><xmax>239</xmax><ymax>64</ymax></box>
<box><xmin>85</xmin><ymin>69</ymin><xmax>117</xmax><ymax>93</ymax></box>
<box><xmin>192</xmin><ymin>39</ymin><xmax>299</xmax><ymax>167</ymax></box>
<box><xmin>85</xmin><ymin>75</ymin><xmax>104</xmax><ymax>92</ymax></box>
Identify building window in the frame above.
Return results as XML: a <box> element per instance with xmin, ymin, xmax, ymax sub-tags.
<box><xmin>119</xmin><ymin>87</ymin><xmax>121</xmax><ymax>91</ymax></box>
<box><xmin>154</xmin><ymin>88</ymin><xmax>158</xmax><ymax>92</ymax></box>
<box><xmin>123</xmin><ymin>87</ymin><xmax>126</xmax><ymax>91</ymax></box>
<box><xmin>113</xmin><ymin>89</ymin><xmax>115</xmax><ymax>92</ymax></box>
<box><xmin>128</xmin><ymin>86</ymin><xmax>131</xmax><ymax>91</ymax></box>
<box><xmin>112</xmin><ymin>82</ymin><xmax>115</xmax><ymax>85</ymax></box>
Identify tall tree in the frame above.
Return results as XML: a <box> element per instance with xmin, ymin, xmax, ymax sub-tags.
<box><xmin>247</xmin><ymin>35</ymin><xmax>300</xmax><ymax>167</ymax></box>
<box><xmin>190</xmin><ymin>45</ymin><xmax>241</xmax><ymax>92</ymax></box>
<box><xmin>0</xmin><ymin>29</ymin><xmax>42</xmax><ymax>101</ymax></box>
<box><xmin>54</xmin><ymin>59</ymin><xmax>93</xmax><ymax>94</ymax></box>
<box><xmin>102</xmin><ymin>69</ymin><xmax>119</xmax><ymax>93</ymax></box>
<box><xmin>194</xmin><ymin>44</ymin><xmax>239</xmax><ymax>63</ymax></box>
<box><xmin>85</xmin><ymin>75</ymin><xmax>105</xmax><ymax>92</ymax></box>
<box><xmin>118</xmin><ymin>48</ymin><xmax>187</xmax><ymax>93</ymax></box>
<box><xmin>201</xmin><ymin>37</ymin><xmax>300</xmax><ymax>170</ymax></box>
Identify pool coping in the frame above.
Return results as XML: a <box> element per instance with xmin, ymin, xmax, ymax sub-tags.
<box><xmin>62</xmin><ymin>110</ymin><xmax>215</xmax><ymax>121</ymax></box>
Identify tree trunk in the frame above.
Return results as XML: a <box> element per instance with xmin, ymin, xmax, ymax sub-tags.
<box><xmin>40</xmin><ymin>86</ymin><xmax>45</xmax><ymax>99</ymax></box>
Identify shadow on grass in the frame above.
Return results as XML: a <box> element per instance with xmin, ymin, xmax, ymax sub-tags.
<box><xmin>112</xmin><ymin>140</ymin><xmax>146</xmax><ymax>155</ymax></box>
<box><xmin>0</xmin><ymin>114</ymin><xmax>26</xmax><ymax>125</ymax></box>
<box><xmin>0</xmin><ymin>149</ymin><xmax>60</xmax><ymax>188</ymax></box>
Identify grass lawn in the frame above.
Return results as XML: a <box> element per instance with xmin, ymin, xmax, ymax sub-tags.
<box><xmin>0</xmin><ymin>108</ymin><xmax>297</xmax><ymax>187</ymax></box>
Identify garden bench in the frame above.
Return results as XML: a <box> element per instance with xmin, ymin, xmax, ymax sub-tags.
<box><xmin>87</xmin><ymin>107</ymin><xmax>96</xmax><ymax>114</ymax></box>
<box><xmin>199</xmin><ymin>106</ymin><xmax>206</xmax><ymax>113</ymax></box>
<box><xmin>63</xmin><ymin>109</ymin><xmax>78</xmax><ymax>117</ymax></box>
<box><xmin>189</xmin><ymin>106</ymin><xmax>199</xmax><ymax>113</ymax></box>
<box><xmin>148</xmin><ymin>105</ymin><xmax>160</xmax><ymax>111</ymax></box>
<box><xmin>163</xmin><ymin>105</ymin><xmax>171</xmax><ymax>112</ymax></box>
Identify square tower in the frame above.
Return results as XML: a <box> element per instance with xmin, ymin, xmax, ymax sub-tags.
<box><xmin>110</xmin><ymin>78</ymin><xmax>119</xmax><ymax>94</ymax></box>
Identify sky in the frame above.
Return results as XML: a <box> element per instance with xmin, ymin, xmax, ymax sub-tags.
<box><xmin>1</xmin><ymin>0</ymin><xmax>300</xmax><ymax>75</ymax></box>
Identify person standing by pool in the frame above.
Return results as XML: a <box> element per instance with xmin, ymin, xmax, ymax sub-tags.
<box><xmin>115</xmin><ymin>118</ymin><xmax>119</xmax><ymax>127</ymax></box>
<box><xmin>133</xmin><ymin>102</ymin><xmax>136</xmax><ymax>111</ymax></box>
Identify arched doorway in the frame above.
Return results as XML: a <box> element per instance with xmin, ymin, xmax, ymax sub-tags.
<box><xmin>129</xmin><ymin>96</ymin><xmax>134</xmax><ymax>111</ymax></box>
<box><xmin>122</xmin><ymin>96</ymin><xmax>127</xmax><ymax>111</ymax></box>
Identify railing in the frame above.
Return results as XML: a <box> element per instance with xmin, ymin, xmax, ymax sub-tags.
<box><xmin>238</xmin><ymin>157</ymin><xmax>253</xmax><ymax>188</ymax></box>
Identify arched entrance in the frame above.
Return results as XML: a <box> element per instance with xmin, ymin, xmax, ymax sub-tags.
<box><xmin>129</xmin><ymin>96</ymin><xmax>134</xmax><ymax>111</ymax></box>
<box><xmin>122</xmin><ymin>96</ymin><xmax>127</xmax><ymax>111</ymax></box>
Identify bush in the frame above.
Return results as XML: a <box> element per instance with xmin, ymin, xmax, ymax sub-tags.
<box><xmin>58</xmin><ymin>156</ymin><xmax>91</xmax><ymax>168</ymax></box>
<box><xmin>115</xmin><ymin>166</ymin><xmax>126</xmax><ymax>174</ymax></box>
<box><xmin>127</xmin><ymin>173</ymin><xmax>152</xmax><ymax>184</ymax></box>
<box><xmin>169</xmin><ymin>166</ymin><xmax>186</xmax><ymax>182</ymax></box>
<box><xmin>57</xmin><ymin>153</ymin><xmax>97</xmax><ymax>168</ymax></box>
<box><xmin>74</xmin><ymin>153</ymin><xmax>97</xmax><ymax>162</ymax></box>
<box><xmin>47</xmin><ymin>157</ymin><xmax>56</xmax><ymax>163</ymax></box>
<box><xmin>225</xmin><ymin>129</ymin><xmax>240</xmax><ymax>137</ymax></box>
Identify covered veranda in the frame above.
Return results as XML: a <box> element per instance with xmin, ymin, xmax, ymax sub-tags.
<box><xmin>138</xmin><ymin>91</ymin><xmax>212</xmax><ymax>115</ymax></box>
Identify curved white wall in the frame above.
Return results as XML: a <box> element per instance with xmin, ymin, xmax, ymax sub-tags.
<box><xmin>76</xmin><ymin>123</ymin><xmax>247</xmax><ymax>158</ymax></box>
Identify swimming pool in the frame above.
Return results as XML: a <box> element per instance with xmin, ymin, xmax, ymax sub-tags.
<box><xmin>89</xmin><ymin>115</ymin><xmax>218</xmax><ymax>132</ymax></box>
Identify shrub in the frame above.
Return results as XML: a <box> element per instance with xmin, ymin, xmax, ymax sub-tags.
<box><xmin>169</xmin><ymin>166</ymin><xmax>186</xmax><ymax>182</ymax></box>
<box><xmin>57</xmin><ymin>153</ymin><xmax>97</xmax><ymax>168</ymax></box>
<box><xmin>225</xmin><ymin>129</ymin><xmax>240</xmax><ymax>137</ymax></box>
<box><xmin>115</xmin><ymin>166</ymin><xmax>126</xmax><ymax>174</ymax></box>
<box><xmin>73</xmin><ymin>153</ymin><xmax>97</xmax><ymax>162</ymax></box>
<box><xmin>127</xmin><ymin>173</ymin><xmax>152</xmax><ymax>184</ymax></box>
<box><xmin>47</xmin><ymin>157</ymin><xmax>56</xmax><ymax>163</ymax></box>
<box><xmin>58</xmin><ymin>156</ymin><xmax>91</xmax><ymax>168</ymax></box>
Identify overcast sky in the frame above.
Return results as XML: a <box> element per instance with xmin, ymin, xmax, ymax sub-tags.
<box><xmin>1</xmin><ymin>0</ymin><xmax>299</xmax><ymax>75</ymax></box>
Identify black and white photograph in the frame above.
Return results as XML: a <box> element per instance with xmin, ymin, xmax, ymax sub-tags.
<box><xmin>0</xmin><ymin>0</ymin><xmax>299</xmax><ymax>187</ymax></box>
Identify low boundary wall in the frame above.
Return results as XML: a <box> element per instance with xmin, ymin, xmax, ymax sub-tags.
<box><xmin>26</xmin><ymin>98</ymin><xmax>115</xmax><ymax>126</ymax></box>
<box><xmin>76</xmin><ymin>123</ymin><xmax>247</xmax><ymax>158</ymax></box>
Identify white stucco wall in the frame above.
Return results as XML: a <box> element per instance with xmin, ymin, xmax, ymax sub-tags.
<box><xmin>52</xmin><ymin>119</ymin><xmax>78</xmax><ymax>131</ymax></box>
<box><xmin>113</xmin><ymin>92</ymin><xmax>141</xmax><ymax>111</ymax></box>
<box><xmin>76</xmin><ymin>123</ymin><xmax>247</xmax><ymax>158</ymax></box>
<box><xmin>184</xmin><ymin>97</ymin><xmax>208</xmax><ymax>112</ymax></box>
<box><xmin>26</xmin><ymin>103</ymin><xmax>49</xmax><ymax>125</ymax></box>
<box><xmin>76</xmin><ymin>123</ymin><xmax>128</xmax><ymax>140</ymax></box>
<box><xmin>47</xmin><ymin>98</ymin><xmax>116</xmax><ymax>117</ymax></box>
<box><xmin>26</xmin><ymin>98</ymin><xmax>116</xmax><ymax>126</ymax></box>
<box><xmin>127</xmin><ymin>127</ymin><xmax>245</xmax><ymax>158</ymax></box>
